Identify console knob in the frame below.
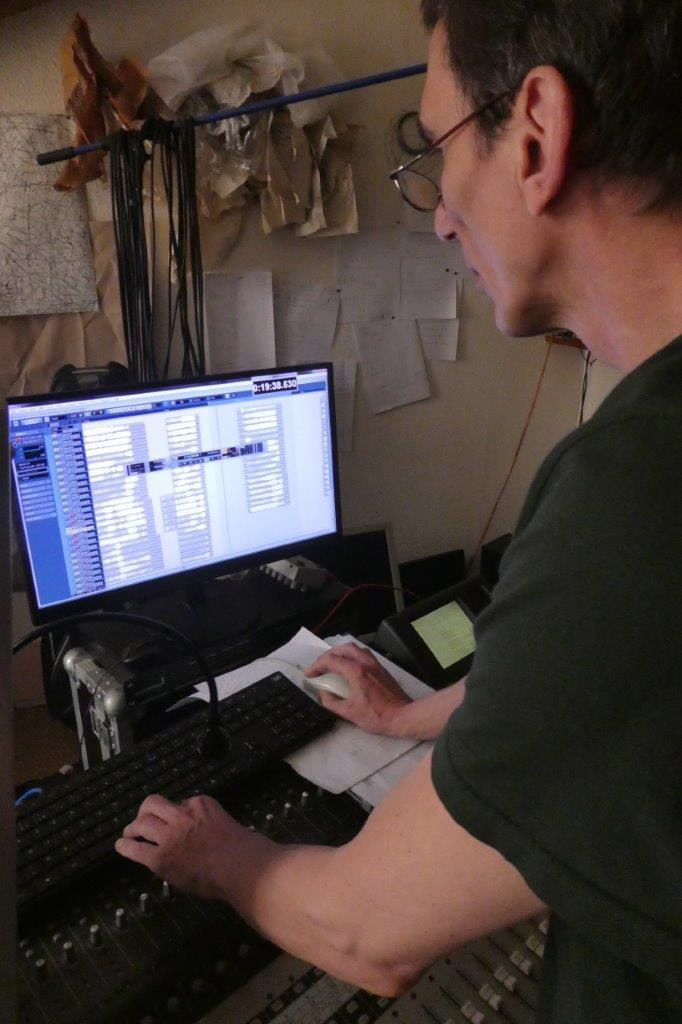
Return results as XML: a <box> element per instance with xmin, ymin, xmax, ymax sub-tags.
<box><xmin>139</xmin><ymin>892</ymin><xmax>151</xmax><ymax>914</ymax></box>
<box><xmin>214</xmin><ymin>960</ymin><xmax>228</xmax><ymax>977</ymax></box>
<box><xmin>264</xmin><ymin>813</ymin><xmax>275</xmax><ymax>831</ymax></box>
<box><xmin>237</xmin><ymin>942</ymin><xmax>250</xmax><ymax>959</ymax></box>
<box><xmin>300</xmin><ymin>791</ymin><xmax>310</xmax><ymax>808</ymax></box>
<box><xmin>283</xmin><ymin>801</ymin><xmax>292</xmax><ymax>818</ymax></box>
<box><xmin>191</xmin><ymin>977</ymin><xmax>207</xmax><ymax>994</ymax></box>
<box><xmin>89</xmin><ymin>924</ymin><xmax>102</xmax><ymax>947</ymax></box>
<box><xmin>51</xmin><ymin>931</ymin><xmax>62</xmax><ymax>945</ymax></box>
<box><xmin>166</xmin><ymin>996</ymin><xmax>181</xmax><ymax>1014</ymax></box>
<box><xmin>35</xmin><ymin>958</ymin><xmax>47</xmax><ymax>979</ymax></box>
<box><xmin>62</xmin><ymin>940</ymin><xmax>76</xmax><ymax>964</ymax></box>
<box><xmin>161</xmin><ymin>881</ymin><xmax>171</xmax><ymax>901</ymax></box>
<box><xmin>115</xmin><ymin>907</ymin><xmax>127</xmax><ymax>929</ymax></box>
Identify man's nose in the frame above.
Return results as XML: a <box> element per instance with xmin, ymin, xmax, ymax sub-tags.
<box><xmin>434</xmin><ymin>201</ymin><xmax>458</xmax><ymax>243</ymax></box>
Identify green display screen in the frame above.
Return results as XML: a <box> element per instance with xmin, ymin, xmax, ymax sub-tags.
<box><xmin>412</xmin><ymin>601</ymin><xmax>475</xmax><ymax>670</ymax></box>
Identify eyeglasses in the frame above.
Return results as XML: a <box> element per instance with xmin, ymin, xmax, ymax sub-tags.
<box><xmin>389</xmin><ymin>91</ymin><xmax>511</xmax><ymax>212</ymax></box>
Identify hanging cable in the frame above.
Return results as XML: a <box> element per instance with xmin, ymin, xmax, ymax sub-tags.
<box><xmin>109</xmin><ymin>120</ymin><xmax>206</xmax><ymax>384</ymax></box>
<box><xmin>109</xmin><ymin>129</ymin><xmax>156</xmax><ymax>383</ymax></box>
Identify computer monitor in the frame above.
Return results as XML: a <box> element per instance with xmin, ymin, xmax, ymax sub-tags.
<box><xmin>8</xmin><ymin>364</ymin><xmax>341</xmax><ymax>625</ymax></box>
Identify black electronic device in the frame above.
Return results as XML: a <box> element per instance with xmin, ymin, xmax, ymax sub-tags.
<box><xmin>298</xmin><ymin>523</ymin><xmax>403</xmax><ymax>634</ymax></box>
<box><xmin>16</xmin><ymin>761</ymin><xmax>370</xmax><ymax>1024</ymax></box>
<box><xmin>15</xmin><ymin>671</ymin><xmax>332</xmax><ymax>913</ymax></box>
<box><xmin>480</xmin><ymin>533</ymin><xmax>513</xmax><ymax>591</ymax></box>
<box><xmin>398</xmin><ymin>547</ymin><xmax>466</xmax><ymax>604</ymax></box>
<box><xmin>374</xmin><ymin>579</ymin><xmax>490</xmax><ymax>688</ymax></box>
<box><xmin>8</xmin><ymin>363</ymin><xmax>341</xmax><ymax>626</ymax></box>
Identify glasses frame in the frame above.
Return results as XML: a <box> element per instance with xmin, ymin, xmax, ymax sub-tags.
<box><xmin>389</xmin><ymin>91</ymin><xmax>511</xmax><ymax>212</ymax></box>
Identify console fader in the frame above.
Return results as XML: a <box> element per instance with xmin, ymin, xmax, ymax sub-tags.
<box><xmin>17</xmin><ymin>763</ymin><xmax>546</xmax><ymax>1024</ymax></box>
<box><xmin>17</xmin><ymin>764</ymin><xmax>368</xmax><ymax>1024</ymax></box>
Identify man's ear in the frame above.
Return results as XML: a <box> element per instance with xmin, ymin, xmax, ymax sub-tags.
<box><xmin>514</xmin><ymin>65</ymin><xmax>574</xmax><ymax>216</ymax></box>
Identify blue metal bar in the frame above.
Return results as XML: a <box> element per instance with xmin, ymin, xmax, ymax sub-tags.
<box><xmin>36</xmin><ymin>62</ymin><xmax>427</xmax><ymax>166</ymax></box>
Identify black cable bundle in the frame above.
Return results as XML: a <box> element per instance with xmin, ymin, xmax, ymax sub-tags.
<box><xmin>109</xmin><ymin>120</ymin><xmax>206</xmax><ymax>384</ymax></box>
<box><xmin>109</xmin><ymin>129</ymin><xmax>155</xmax><ymax>383</ymax></box>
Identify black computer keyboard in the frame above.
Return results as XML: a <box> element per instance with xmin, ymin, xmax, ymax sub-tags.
<box><xmin>16</xmin><ymin>672</ymin><xmax>332</xmax><ymax>913</ymax></box>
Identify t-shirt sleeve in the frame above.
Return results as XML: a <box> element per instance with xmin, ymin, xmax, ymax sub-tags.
<box><xmin>432</xmin><ymin>418</ymin><xmax>682</xmax><ymax>982</ymax></box>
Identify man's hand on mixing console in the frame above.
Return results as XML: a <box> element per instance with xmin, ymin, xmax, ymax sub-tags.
<box><xmin>115</xmin><ymin>792</ymin><xmax>243</xmax><ymax>900</ymax></box>
<box><xmin>306</xmin><ymin>643</ymin><xmax>413</xmax><ymax>736</ymax></box>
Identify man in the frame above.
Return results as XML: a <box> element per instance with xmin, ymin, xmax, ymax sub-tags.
<box><xmin>117</xmin><ymin>2</ymin><xmax>682</xmax><ymax>1019</ymax></box>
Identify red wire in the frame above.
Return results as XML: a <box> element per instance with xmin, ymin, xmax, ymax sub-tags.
<box><xmin>466</xmin><ymin>340</ymin><xmax>554</xmax><ymax>574</ymax></box>
<box><xmin>314</xmin><ymin>582</ymin><xmax>419</xmax><ymax>636</ymax></box>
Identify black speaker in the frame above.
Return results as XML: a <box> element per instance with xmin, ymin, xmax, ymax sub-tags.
<box><xmin>298</xmin><ymin>525</ymin><xmax>401</xmax><ymax>634</ymax></box>
<box><xmin>480</xmin><ymin>533</ymin><xmax>513</xmax><ymax>591</ymax></box>
<box><xmin>398</xmin><ymin>549</ymin><xmax>466</xmax><ymax>605</ymax></box>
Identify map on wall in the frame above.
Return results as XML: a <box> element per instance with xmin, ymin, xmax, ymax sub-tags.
<box><xmin>0</xmin><ymin>114</ymin><xmax>98</xmax><ymax>317</ymax></box>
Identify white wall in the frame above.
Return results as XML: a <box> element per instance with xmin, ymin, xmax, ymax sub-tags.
<box><xmin>0</xmin><ymin>0</ymin><xmax>587</xmax><ymax>564</ymax></box>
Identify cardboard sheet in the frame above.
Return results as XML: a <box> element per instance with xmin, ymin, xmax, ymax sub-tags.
<box><xmin>337</xmin><ymin>228</ymin><xmax>400</xmax><ymax>324</ymax></box>
<box><xmin>0</xmin><ymin>114</ymin><xmax>98</xmax><ymax>318</ymax></box>
<box><xmin>400</xmin><ymin>229</ymin><xmax>461</xmax><ymax>321</ymax></box>
<box><xmin>204</xmin><ymin>269</ymin><xmax>276</xmax><ymax>374</ymax></box>
<box><xmin>355</xmin><ymin>319</ymin><xmax>431</xmax><ymax>413</ymax></box>
<box><xmin>0</xmin><ymin>220</ymin><xmax>126</xmax><ymax>396</ymax></box>
<box><xmin>273</xmin><ymin>279</ymin><xmax>339</xmax><ymax>366</ymax></box>
<box><xmin>418</xmin><ymin>318</ymin><xmax>460</xmax><ymax>361</ymax></box>
<box><xmin>332</xmin><ymin>359</ymin><xmax>357</xmax><ymax>453</ymax></box>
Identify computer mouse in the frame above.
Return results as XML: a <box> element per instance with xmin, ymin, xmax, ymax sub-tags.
<box><xmin>303</xmin><ymin>672</ymin><xmax>351</xmax><ymax>700</ymax></box>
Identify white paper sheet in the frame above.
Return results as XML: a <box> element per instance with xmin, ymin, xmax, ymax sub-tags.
<box><xmin>418</xmin><ymin>318</ymin><xmax>460</xmax><ymax>361</ymax></box>
<box><xmin>273</xmin><ymin>279</ymin><xmax>339</xmax><ymax>365</ymax></box>
<box><xmin>355</xmin><ymin>319</ymin><xmax>431</xmax><ymax>413</ymax></box>
<box><xmin>187</xmin><ymin>627</ymin><xmax>433</xmax><ymax>793</ymax></box>
<box><xmin>322</xmin><ymin>633</ymin><xmax>434</xmax><ymax>807</ymax></box>
<box><xmin>332</xmin><ymin>359</ymin><xmax>357</xmax><ymax>452</ymax></box>
<box><xmin>0</xmin><ymin>114</ymin><xmax>98</xmax><ymax>317</ymax></box>
<box><xmin>400</xmin><ymin>229</ymin><xmax>463</xmax><ymax>321</ymax></box>
<box><xmin>351</xmin><ymin>742</ymin><xmax>433</xmax><ymax>808</ymax></box>
<box><xmin>336</xmin><ymin>227</ymin><xmax>400</xmax><ymax>324</ymax></box>
<box><xmin>204</xmin><ymin>270</ymin><xmax>276</xmax><ymax>373</ymax></box>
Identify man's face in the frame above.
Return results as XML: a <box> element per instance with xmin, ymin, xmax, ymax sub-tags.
<box><xmin>419</xmin><ymin>22</ymin><xmax>552</xmax><ymax>336</ymax></box>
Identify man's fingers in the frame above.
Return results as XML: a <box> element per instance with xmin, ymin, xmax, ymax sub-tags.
<box><xmin>306</xmin><ymin>650</ymin><xmax>356</xmax><ymax>679</ymax></box>
<box><xmin>115</xmin><ymin>836</ymin><xmax>159</xmax><ymax>868</ymax></box>
<box><xmin>137</xmin><ymin>793</ymin><xmax>184</xmax><ymax>824</ymax></box>
<box><xmin>122</xmin><ymin>813</ymin><xmax>167</xmax><ymax>844</ymax></box>
<box><xmin>319</xmin><ymin>691</ymin><xmax>353</xmax><ymax>716</ymax></box>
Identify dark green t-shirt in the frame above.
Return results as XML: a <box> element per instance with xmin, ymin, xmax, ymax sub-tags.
<box><xmin>432</xmin><ymin>336</ymin><xmax>682</xmax><ymax>1022</ymax></box>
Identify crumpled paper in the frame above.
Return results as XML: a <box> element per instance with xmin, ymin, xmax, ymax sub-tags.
<box><xmin>56</xmin><ymin>13</ymin><xmax>154</xmax><ymax>190</ymax></box>
<box><xmin>146</xmin><ymin>24</ymin><xmax>359</xmax><ymax>239</ymax></box>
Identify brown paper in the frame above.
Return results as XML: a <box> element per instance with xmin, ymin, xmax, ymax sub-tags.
<box><xmin>260</xmin><ymin>110</ymin><xmax>312</xmax><ymax>234</ymax></box>
<box><xmin>56</xmin><ymin>14</ymin><xmax>153</xmax><ymax>191</ymax></box>
<box><xmin>0</xmin><ymin>221</ymin><xmax>127</xmax><ymax>396</ymax></box>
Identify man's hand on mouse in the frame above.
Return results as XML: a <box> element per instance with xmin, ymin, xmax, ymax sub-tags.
<box><xmin>115</xmin><ymin>793</ymin><xmax>245</xmax><ymax>900</ymax></box>
<box><xmin>305</xmin><ymin>643</ymin><xmax>412</xmax><ymax>736</ymax></box>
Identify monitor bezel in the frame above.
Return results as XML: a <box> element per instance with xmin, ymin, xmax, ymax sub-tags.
<box><xmin>9</xmin><ymin>363</ymin><xmax>342</xmax><ymax>626</ymax></box>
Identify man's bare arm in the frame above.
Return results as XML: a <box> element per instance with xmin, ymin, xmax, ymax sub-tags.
<box><xmin>306</xmin><ymin>643</ymin><xmax>466</xmax><ymax>740</ymax></box>
<box><xmin>117</xmin><ymin>752</ymin><xmax>545</xmax><ymax>996</ymax></box>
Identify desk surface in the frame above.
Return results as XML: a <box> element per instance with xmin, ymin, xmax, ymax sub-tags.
<box><xmin>14</xmin><ymin>704</ymin><xmax>79</xmax><ymax>787</ymax></box>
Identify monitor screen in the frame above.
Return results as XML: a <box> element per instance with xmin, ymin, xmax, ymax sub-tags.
<box><xmin>8</xmin><ymin>364</ymin><xmax>340</xmax><ymax>623</ymax></box>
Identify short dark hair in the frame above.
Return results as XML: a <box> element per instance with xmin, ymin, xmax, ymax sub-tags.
<box><xmin>421</xmin><ymin>0</ymin><xmax>682</xmax><ymax>210</ymax></box>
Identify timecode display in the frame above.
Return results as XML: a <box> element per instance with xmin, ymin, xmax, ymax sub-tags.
<box><xmin>252</xmin><ymin>375</ymin><xmax>298</xmax><ymax>395</ymax></box>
